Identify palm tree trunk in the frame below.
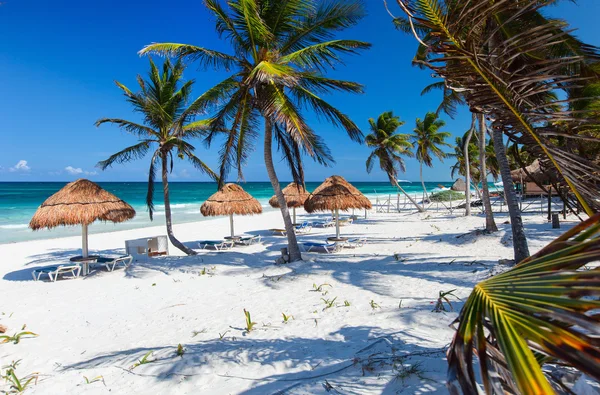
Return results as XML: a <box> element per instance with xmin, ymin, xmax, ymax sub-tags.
<box><xmin>161</xmin><ymin>153</ymin><xmax>196</xmax><ymax>256</ymax></box>
<box><xmin>393</xmin><ymin>177</ymin><xmax>424</xmax><ymax>212</ymax></box>
<box><xmin>264</xmin><ymin>120</ymin><xmax>302</xmax><ymax>262</ymax></box>
<box><xmin>491</xmin><ymin>127</ymin><xmax>529</xmax><ymax>262</ymax></box>
<box><xmin>464</xmin><ymin>122</ymin><xmax>475</xmax><ymax>216</ymax></box>
<box><xmin>419</xmin><ymin>163</ymin><xmax>429</xmax><ymax>201</ymax></box>
<box><xmin>479</xmin><ymin>114</ymin><xmax>497</xmax><ymax>232</ymax></box>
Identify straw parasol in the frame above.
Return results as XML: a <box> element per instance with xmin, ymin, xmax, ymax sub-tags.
<box><xmin>200</xmin><ymin>183</ymin><xmax>262</xmax><ymax>237</ymax></box>
<box><xmin>29</xmin><ymin>179</ymin><xmax>136</xmax><ymax>273</ymax></box>
<box><xmin>268</xmin><ymin>182</ymin><xmax>310</xmax><ymax>224</ymax></box>
<box><xmin>304</xmin><ymin>175</ymin><xmax>372</xmax><ymax>238</ymax></box>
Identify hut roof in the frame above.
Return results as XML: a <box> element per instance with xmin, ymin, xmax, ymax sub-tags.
<box><xmin>304</xmin><ymin>175</ymin><xmax>372</xmax><ymax>213</ymax></box>
<box><xmin>511</xmin><ymin>159</ymin><xmax>556</xmax><ymax>184</ymax></box>
<box><xmin>29</xmin><ymin>179</ymin><xmax>136</xmax><ymax>230</ymax></box>
<box><xmin>200</xmin><ymin>183</ymin><xmax>263</xmax><ymax>217</ymax></box>
<box><xmin>451</xmin><ymin>178</ymin><xmax>467</xmax><ymax>192</ymax></box>
<box><xmin>269</xmin><ymin>183</ymin><xmax>310</xmax><ymax>208</ymax></box>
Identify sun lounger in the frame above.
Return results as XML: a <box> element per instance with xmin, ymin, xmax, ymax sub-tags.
<box><xmin>94</xmin><ymin>255</ymin><xmax>133</xmax><ymax>272</ymax></box>
<box><xmin>344</xmin><ymin>237</ymin><xmax>367</xmax><ymax>248</ymax></box>
<box><xmin>338</xmin><ymin>218</ymin><xmax>354</xmax><ymax>226</ymax></box>
<box><xmin>32</xmin><ymin>264</ymin><xmax>81</xmax><ymax>282</ymax></box>
<box><xmin>270</xmin><ymin>228</ymin><xmax>287</xmax><ymax>236</ymax></box>
<box><xmin>295</xmin><ymin>221</ymin><xmax>313</xmax><ymax>234</ymax></box>
<box><xmin>314</xmin><ymin>218</ymin><xmax>334</xmax><ymax>228</ymax></box>
<box><xmin>302</xmin><ymin>242</ymin><xmax>341</xmax><ymax>253</ymax></box>
<box><xmin>237</xmin><ymin>235</ymin><xmax>262</xmax><ymax>245</ymax></box>
<box><xmin>198</xmin><ymin>240</ymin><xmax>235</xmax><ymax>251</ymax></box>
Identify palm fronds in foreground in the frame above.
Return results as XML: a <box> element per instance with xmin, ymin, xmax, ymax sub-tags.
<box><xmin>448</xmin><ymin>214</ymin><xmax>600</xmax><ymax>394</ymax></box>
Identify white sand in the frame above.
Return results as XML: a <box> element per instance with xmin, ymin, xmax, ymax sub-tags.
<box><xmin>0</xmin><ymin>208</ymin><xmax>579</xmax><ymax>394</ymax></box>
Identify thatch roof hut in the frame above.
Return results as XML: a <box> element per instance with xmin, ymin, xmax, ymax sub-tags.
<box><xmin>304</xmin><ymin>175</ymin><xmax>372</xmax><ymax>238</ymax></box>
<box><xmin>451</xmin><ymin>178</ymin><xmax>467</xmax><ymax>192</ymax></box>
<box><xmin>200</xmin><ymin>183</ymin><xmax>262</xmax><ymax>237</ymax></box>
<box><xmin>269</xmin><ymin>183</ymin><xmax>310</xmax><ymax>224</ymax></box>
<box><xmin>29</xmin><ymin>179</ymin><xmax>135</xmax><ymax>273</ymax></box>
<box><xmin>511</xmin><ymin>159</ymin><xmax>556</xmax><ymax>184</ymax></box>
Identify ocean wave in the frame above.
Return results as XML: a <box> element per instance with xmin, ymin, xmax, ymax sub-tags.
<box><xmin>0</xmin><ymin>224</ymin><xmax>29</xmax><ymax>229</ymax></box>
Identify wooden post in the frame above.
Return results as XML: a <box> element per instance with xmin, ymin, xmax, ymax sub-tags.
<box><xmin>335</xmin><ymin>208</ymin><xmax>340</xmax><ymax>238</ymax></box>
<box><xmin>552</xmin><ymin>213</ymin><xmax>560</xmax><ymax>229</ymax></box>
<box><xmin>547</xmin><ymin>186</ymin><xmax>552</xmax><ymax>222</ymax></box>
<box><xmin>229</xmin><ymin>214</ymin><xmax>235</xmax><ymax>238</ymax></box>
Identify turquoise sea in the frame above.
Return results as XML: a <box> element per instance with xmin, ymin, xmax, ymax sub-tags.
<box><xmin>0</xmin><ymin>181</ymin><xmax>453</xmax><ymax>244</ymax></box>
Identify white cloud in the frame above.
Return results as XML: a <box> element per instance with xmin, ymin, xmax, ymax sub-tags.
<box><xmin>65</xmin><ymin>166</ymin><xmax>97</xmax><ymax>177</ymax></box>
<box><xmin>179</xmin><ymin>169</ymin><xmax>191</xmax><ymax>178</ymax></box>
<box><xmin>9</xmin><ymin>160</ymin><xmax>30</xmax><ymax>172</ymax></box>
<box><xmin>65</xmin><ymin>166</ymin><xmax>83</xmax><ymax>175</ymax></box>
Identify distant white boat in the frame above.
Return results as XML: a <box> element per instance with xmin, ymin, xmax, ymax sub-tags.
<box><xmin>395</xmin><ymin>179</ymin><xmax>411</xmax><ymax>183</ymax></box>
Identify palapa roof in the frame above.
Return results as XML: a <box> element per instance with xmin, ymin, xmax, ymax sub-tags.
<box><xmin>29</xmin><ymin>179</ymin><xmax>135</xmax><ymax>230</ymax></box>
<box><xmin>511</xmin><ymin>159</ymin><xmax>557</xmax><ymax>184</ymax></box>
<box><xmin>200</xmin><ymin>183</ymin><xmax>262</xmax><ymax>217</ymax></box>
<box><xmin>304</xmin><ymin>175</ymin><xmax>372</xmax><ymax>213</ymax></box>
<box><xmin>269</xmin><ymin>182</ymin><xmax>310</xmax><ymax>208</ymax></box>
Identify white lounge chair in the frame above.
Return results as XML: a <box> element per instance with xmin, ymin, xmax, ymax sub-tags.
<box><xmin>338</xmin><ymin>217</ymin><xmax>354</xmax><ymax>226</ymax></box>
<box><xmin>238</xmin><ymin>235</ymin><xmax>262</xmax><ymax>245</ymax></box>
<box><xmin>32</xmin><ymin>264</ymin><xmax>81</xmax><ymax>282</ymax></box>
<box><xmin>295</xmin><ymin>221</ymin><xmax>313</xmax><ymax>234</ymax></box>
<box><xmin>94</xmin><ymin>255</ymin><xmax>133</xmax><ymax>272</ymax></box>
<box><xmin>198</xmin><ymin>240</ymin><xmax>235</xmax><ymax>251</ymax></box>
<box><xmin>344</xmin><ymin>237</ymin><xmax>367</xmax><ymax>248</ymax></box>
<box><xmin>302</xmin><ymin>242</ymin><xmax>341</xmax><ymax>253</ymax></box>
<box><xmin>270</xmin><ymin>228</ymin><xmax>287</xmax><ymax>236</ymax></box>
<box><xmin>314</xmin><ymin>218</ymin><xmax>335</xmax><ymax>228</ymax></box>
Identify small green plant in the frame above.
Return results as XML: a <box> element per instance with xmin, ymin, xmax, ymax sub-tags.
<box><xmin>321</xmin><ymin>297</ymin><xmax>337</xmax><ymax>310</ymax></box>
<box><xmin>83</xmin><ymin>375</ymin><xmax>104</xmax><ymax>385</ymax></box>
<box><xmin>433</xmin><ymin>289</ymin><xmax>460</xmax><ymax>312</ymax></box>
<box><xmin>282</xmin><ymin>313</ymin><xmax>294</xmax><ymax>323</ymax></box>
<box><xmin>311</xmin><ymin>283</ymin><xmax>331</xmax><ymax>292</ymax></box>
<box><xmin>370</xmin><ymin>300</ymin><xmax>380</xmax><ymax>310</ymax></box>
<box><xmin>201</xmin><ymin>267</ymin><xmax>207</xmax><ymax>275</ymax></box>
<box><xmin>243</xmin><ymin>309</ymin><xmax>257</xmax><ymax>332</ymax></box>
<box><xmin>130</xmin><ymin>351</ymin><xmax>154</xmax><ymax>370</ymax></box>
<box><xmin>151</xmin><ymin>283</ymin><xmax>156</xmax><ymax>286</ymax></box>
<box><xmin>1</xmin><ymin>360</ymin><xmax>38</xmax><ymax>393</ymax></box>
<box><xmin>176</xmin><ymin>344</ymin><xmax>185</xmax><ymax>357</ymax></box>
<box><xmin>343</xmin><ymin>300</ymin><xmax>351</xmax><ymax>307</ymax></box>
<box><xmin>393</xmin><ymin>361</ymin><xmax>427</xmax><ymax>384</ymax></box>
<box><xmin>218</xmin><ymin>330</ymin><xmax>230</xmax><ymax>340</ymax></box>
<box><xmin>191</xmin><ymin>329</ymin><xmax>207</xmax><ymax>337</ymax></box>
<box><xmin>0</xmin><ymin>331</ymin><xmax>38</xmax><ymax>345</ymax></box>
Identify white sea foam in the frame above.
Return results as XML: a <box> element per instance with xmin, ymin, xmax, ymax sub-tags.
<box><xmin>0</xmin><ymin>224</ymin><xmax>29</xmax><ymax>230</ymax></box>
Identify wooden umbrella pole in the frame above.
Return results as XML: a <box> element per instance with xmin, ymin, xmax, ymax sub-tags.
<box><xmin>82</xmin><ymin>223</ymin><xmax>89</xmax><ymax>258</ymax></box>
<box><xmin>293</xmin><ymin>207</ymin><xmax>296</xmax><ymax>224</ymax></box>
<box><xmin>230</xmin><ymin>214</ymin><xmax>235</xmax><ymax>238</ymax></box>
<box><xmin>335</xmin><ymin>208</ymin><xmax>340</xmax><ymax>238</ymax></box>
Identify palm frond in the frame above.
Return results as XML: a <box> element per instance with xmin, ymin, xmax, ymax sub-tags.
<box><xmin>139</xmin><ymin>43</ymin><xmax>240</xmax><ymax>71</ymax></box>
<box><xmin>96</xmin><ymin>141</ymin><xmax>153</xmax><ymax>170</ymax></box>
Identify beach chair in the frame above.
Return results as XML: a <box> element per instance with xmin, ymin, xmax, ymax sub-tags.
<box><xmin>302</xmin><ymin>242</ymin><xmax>341</xmax><ymax>253</ymax></box>
<box><xmin>314</xmin><ymin>218</ymin><xmax>334</xmax><ymax>228</ymax></box>
<box><xmin>32</xmin><ymin>264</ymin><xmax>81</xmax><ymax>282</ymax></box>
<box><xmin>94</xmin><ymin>255</ymin><xmax>133</xmax><ymax>272</ymax></box>
<box><xmin>295</xmin><ymin>221</ymin><xmax>313</xmax><ymax>234</ymax></box>
<box><xmin>198</xmin><ymin>240</ymin><xmax>235</xmax><ymax>251</ymax></box>
<box><xmin>270</xmin><ymin>228</ymin><xmax>287</xmax><ymax>236</ymax></box>
<box><xmin>344</xmin><ymin>237</ymin><xmax>367</xmax><ymax>248</ymax></box>
<box><xmin>238</xmin><ymin>235</ymin><xmax>262</xmax><ymax>246</ymax></box>
<box><xmin>338</xmin><ymin>217</ymin><xmax>354</xmax><ymax>226</ymax></box>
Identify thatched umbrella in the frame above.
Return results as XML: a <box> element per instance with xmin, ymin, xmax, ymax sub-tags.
<box><xmin>304</xmin><ymin>175</ymin><xmax>372</xmax><ymax>238</ymax></box>
<box><xmin>269</xmin><ymin>182</ymin><xmax>310</xmax><ymax>224</ymax></box>
<box><xmin>200</xmin><ymin>183</ymin><xmax>262</xmax><ymax>237</ymax></box>
<box><xmin>29</xmin><ymin>179</ymin><xmax>136</xmax><ymax>273</ymax></box>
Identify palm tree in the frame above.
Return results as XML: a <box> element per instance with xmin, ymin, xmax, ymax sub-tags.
<box><xmin>365</xmin><ymin>111</ymin><xmax>424</xmax><ymax>212</ymax></box>
<box><xmin>478</xmin><ymin>114</ymin><xmax>497</xmax><ymax>232</ymax></box>
<box><xmin>140</xmin><ymin>0</ymin><xmax>370</xmax><ymax>262</ymax></box>
<box><xmin>96</xmin><ymin>59</ymin><xmax>217</xmax><ymax>256</ymax></box>
<box><xmin>411</xmin><ymin>112</ymin><xmax>451</xmax><ymax>200</ymax></box>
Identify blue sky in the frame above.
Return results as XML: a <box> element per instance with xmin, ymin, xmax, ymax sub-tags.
<box><xmin>1</xmin><ymin>0</ymin><xmax>598</xmax><ymax>183</ymax></box>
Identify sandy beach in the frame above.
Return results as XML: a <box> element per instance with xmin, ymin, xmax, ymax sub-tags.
<box><xmin>0</xmin><ymin>206</ymin><xmax>578</xmax><ymax>394</ymax></box>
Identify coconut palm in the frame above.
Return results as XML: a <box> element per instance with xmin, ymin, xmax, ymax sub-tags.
<box><xmin>411</xmin><ymin>112</ymin><xmax>451</xmax><ymax>199</ymax></box>
<box><xmin>96</xmin><ymin>59</ymin><xmax>217</xmax><ymax>256</ymax></box>
<box><xmin>477</xmin><ymin>115</ymin><xmax>497</xmax><ymax>232</ymax></box>
<box><xmin>365</xmin><ymin>111</ymin><xmax>424</xmax><ymax>212</ymax></box>
<box><xmin>139</xmin><ymin>0</ymin><xmax>370</xmax><ymax>262</ymax></box>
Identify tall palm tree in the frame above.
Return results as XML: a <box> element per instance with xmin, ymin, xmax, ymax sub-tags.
<box><xmin>478</xmin><ymin>114</ymin><xmax>497</xmax><ymax>232</ymax></box>
<box><xmin>96</xmin><ymin>59</ymin><xmax>217</xmax><ymax>256</ymax></box>
<box><xmin>411</xmin><ymin>112</ymin><xmax>451</xmax><ymax>199</ymax></box>
<box><xmin>140</xmin><ymin>0</ymin><xmax>370</xmax><ymax>262</ymax></box>
<box><xmin>365</xmin><ymin>111</ymin><xmax>424</xmax><ymax>212</ymax></box>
